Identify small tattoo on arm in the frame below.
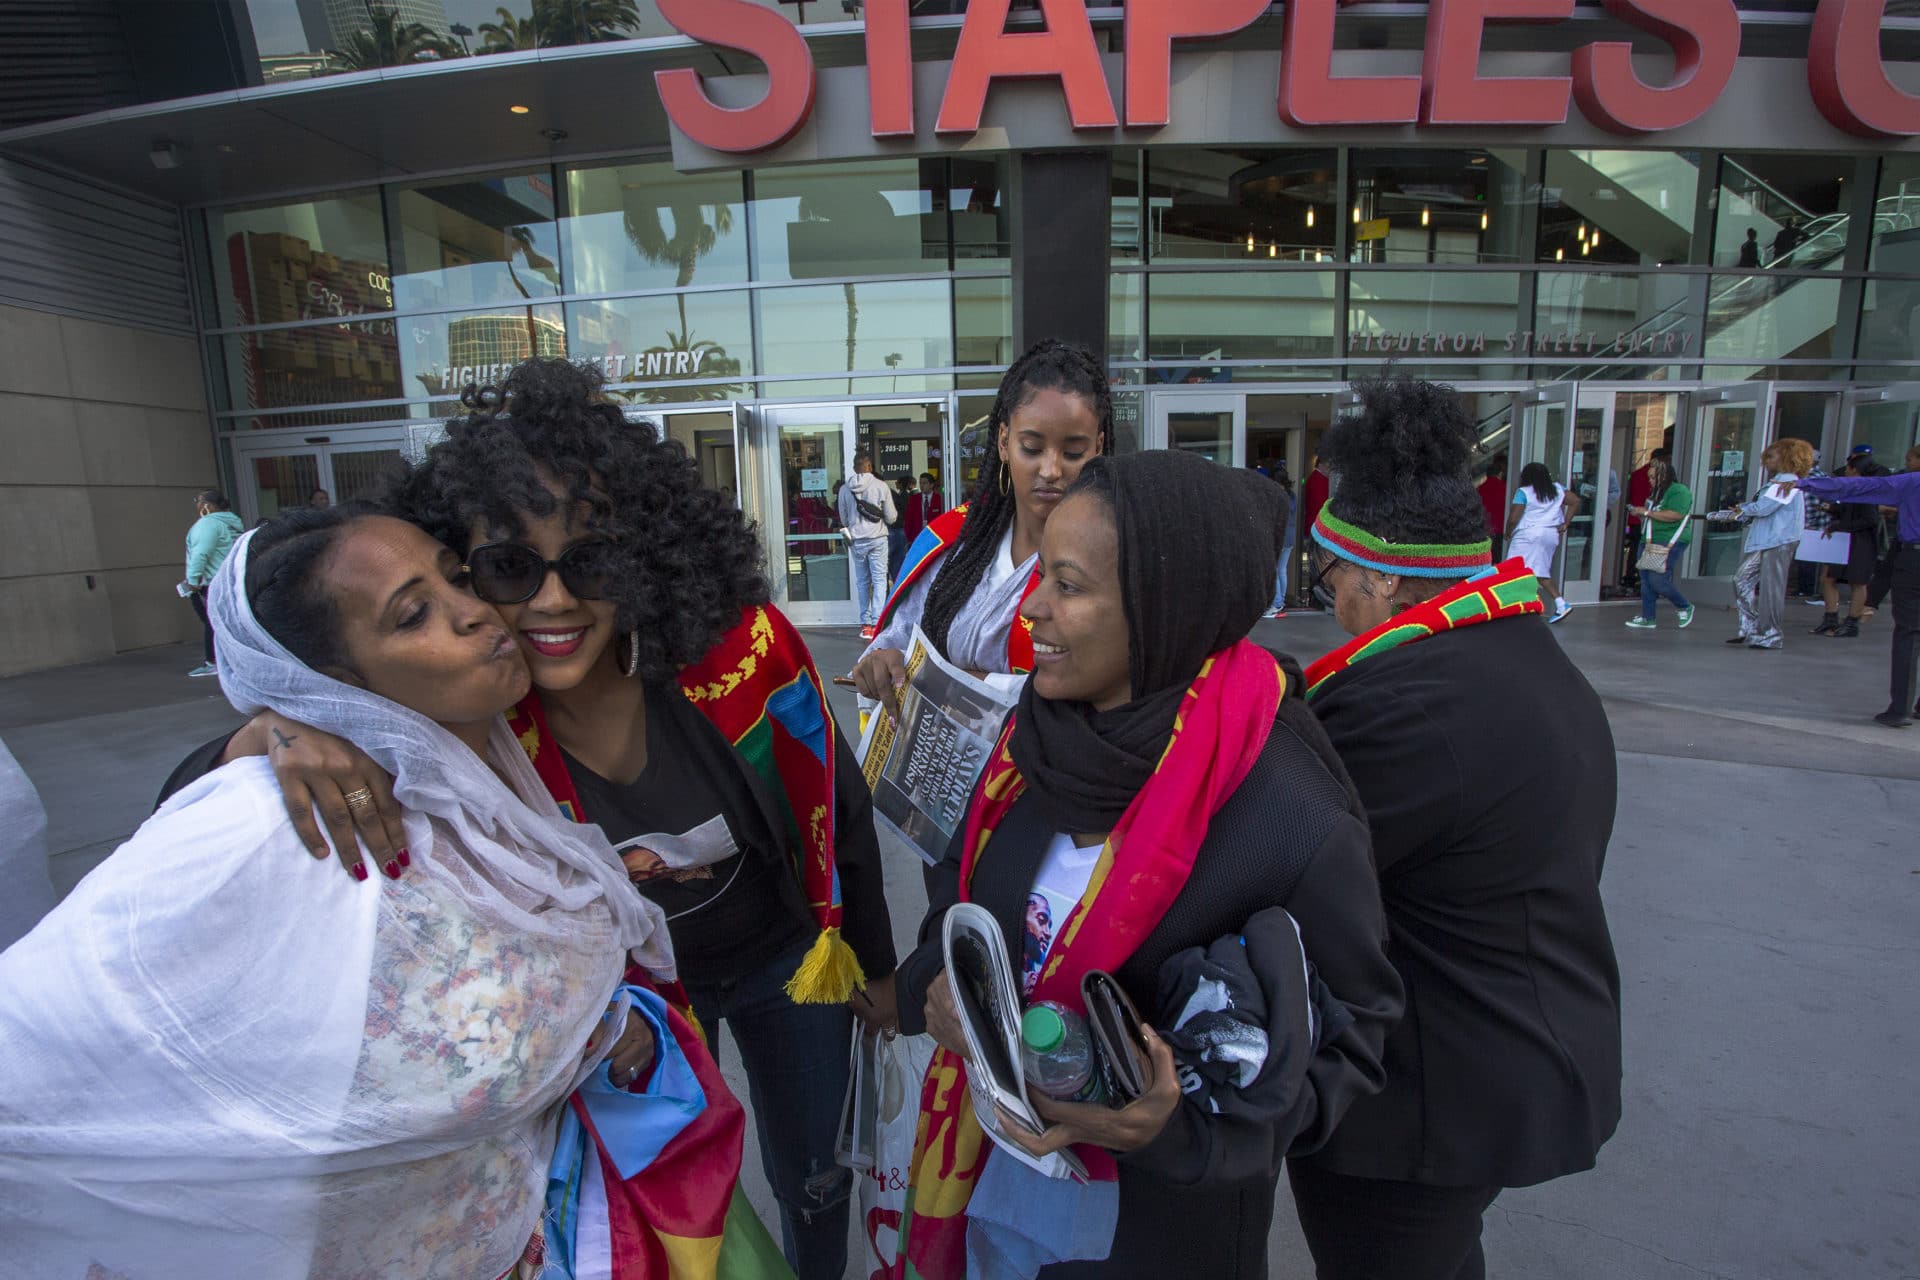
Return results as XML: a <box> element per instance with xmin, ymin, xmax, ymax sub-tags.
<box><xmin>271</xmin><ymin>729</ymin><xmax>298</xmax><ymax>752</ymax></box>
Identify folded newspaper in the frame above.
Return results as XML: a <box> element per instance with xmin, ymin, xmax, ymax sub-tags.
<box><xmin>944</xmin><ymin>903</ymin><xmax>1087</xmax><ymax>1182</ymax></box>
<box><xmin>856</xmin><ymin>625</ymin><xmax>1020</xmax><ymax>866</ymax></box>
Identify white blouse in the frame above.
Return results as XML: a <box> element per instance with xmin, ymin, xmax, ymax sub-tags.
<box><xmin>863</xmin><ymin>524</ymin><xmax>1033</xmax><ymax>696</ymax></box>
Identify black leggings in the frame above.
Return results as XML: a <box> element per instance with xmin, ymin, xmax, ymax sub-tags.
<box><xmin>188</xmin><ymin>589</ymin><xmax>214</xmax><ymax>664</ymax></box>
<box><xmin>1289</xmin><ymin>1161</ymin><xmax>1501</xmax><ymax>1280</ymax></box>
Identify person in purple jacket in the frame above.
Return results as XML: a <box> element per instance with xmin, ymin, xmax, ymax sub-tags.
<box><xmin>1797</xmin><ymin>444</ymin><xmax>1920</xmax><ymax>728</ymax></box>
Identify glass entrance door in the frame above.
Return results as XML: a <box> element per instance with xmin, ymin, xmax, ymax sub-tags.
<box><xmin>1682</xmin><ymin>382</ymin><xmax>1774</xmax><ymax>588</ymax></box>
<box><xmin>1511</xmin><ymin>382</ymin><xmax>1579</xmax><ymax>594</ymax></box>
<box><xmin>233</xmin><ymin>437</ymin><xmax>405</xmax><ymax>522</ymax></box>
<box><xmin>764</xmin><ymin>404</ymin><xmax>859</xmax><ymax>626</ymax></box>
<box><xmin>1841</xmin><ymin>383</ymin><xmax>1920</xmax><ymax>463</ymax></box>
<box><xmin>1152</xmin><ymin>393</ymin><xmax>1244</xmax><ymax>464</ymax></box>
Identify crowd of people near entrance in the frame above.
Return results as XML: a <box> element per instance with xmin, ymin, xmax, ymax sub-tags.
<box><xmin>6</xmin><ymin>348</ymin><xmax>1638</xmax><ymax>1280</ymax></box>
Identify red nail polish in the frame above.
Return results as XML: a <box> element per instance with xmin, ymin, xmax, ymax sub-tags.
<box><xmin>383</xmin><ymin>860</ymin><xmax>400</xmax><ymax>880</ymax></box>
<box><xmin>351</xmin><ymin>863</ymin><xmax>369</xmax><ymax>882</ymax></box>
<box><xmin>397</xmin><ymin>848</ymin><xmax>411</xmax><ymax>870</ymax></box>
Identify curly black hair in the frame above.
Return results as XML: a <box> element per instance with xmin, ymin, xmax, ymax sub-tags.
<box><xmin>386</xmin><ymin>357</ymin><xmax>768</xmax><ymax>682</ymax></box>
<box><xmin>911</xmin><ymin>338</ymin><xmax>1114</xmax><ymax>656</ymax></box>
<box><xmin>1319</xmin><ymin>376</ymin><xmax>1490</xmax><ymax>552</ymax></box>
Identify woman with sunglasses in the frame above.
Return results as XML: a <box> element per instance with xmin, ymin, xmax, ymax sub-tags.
<box><xmin>162</xmin><ymin>359</ymin><xmax>895</xmax><ymax>1280</ymax></box>
<box><xmin>1287</xmin><ymin>379</ymin><xmax>1621</xmax><ymax>1280</ymax></box>
<box><xmin>852</xmin><ymin>338</ymin><xmax>1112</xmax><ymax>717</ymax></box>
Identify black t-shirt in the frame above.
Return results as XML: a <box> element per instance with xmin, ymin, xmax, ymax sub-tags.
<box><xmin>560</xmin><ymin>682</ymin><xmax>806</xmax><ymax>986</ymax></box>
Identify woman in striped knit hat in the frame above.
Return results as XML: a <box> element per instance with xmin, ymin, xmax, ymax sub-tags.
<box><xmin>1287</xmin><ymin>378</ymin><xmax>1623</xmax><ymax>1280</ymax></box>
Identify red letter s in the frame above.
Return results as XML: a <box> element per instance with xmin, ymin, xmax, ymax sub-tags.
<box><xmin>655</xmin><ymin>0</ymin><xmax>816</xmax><ymax>152</ymax></box>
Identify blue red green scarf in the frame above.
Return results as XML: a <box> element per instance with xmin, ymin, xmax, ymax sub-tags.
<box><xmin>878</xmin><ymin>504</ymin><xmax>1038</xmax><ymax>672</ymax></box>
<box><xmin>506</xmin><ymin>603</ymin><xmax>863</xmax><ymax>1006</ymax></box>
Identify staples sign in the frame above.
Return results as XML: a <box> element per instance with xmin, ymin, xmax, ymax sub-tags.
<box><xmin>654</xmin><ymin>0</ymin><xmax>1919</xmax><ymax>151</ymax></box>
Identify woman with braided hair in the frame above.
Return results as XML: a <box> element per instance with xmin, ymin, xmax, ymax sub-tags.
<box><xmin>852</xmin><ymin>338</ymin><xmax>1113</xmax><ymax>716</ymax></box>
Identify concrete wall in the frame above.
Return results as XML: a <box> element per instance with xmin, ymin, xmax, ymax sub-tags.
<box><xmin>0</xmin><ymin>302</ymin><xmax>215</xmax><ymax>676</ymax></box>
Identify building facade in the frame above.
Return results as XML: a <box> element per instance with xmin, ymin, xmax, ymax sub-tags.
<box><xmin>3</xmin><ymin>1</ymin><xmax>1920</xmax><ymax>672</ymax></box>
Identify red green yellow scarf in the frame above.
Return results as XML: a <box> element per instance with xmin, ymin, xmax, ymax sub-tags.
<box><xmin>506</xmin><ymin>603</ymin><xmax>864</xmax><ymax>1006</ymax></box>
<box><xmin>1302</xmin><ymin>558</ymin><xmax>1543</xmax><ymax>701</ymax></box>
<box><xmin>894</xmin><ymin>640</ymin><xmax>1286</xmax><ymax>1279</ymax></box>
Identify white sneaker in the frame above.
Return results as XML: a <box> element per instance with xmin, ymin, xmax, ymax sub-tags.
<box><xmin>188</xmin><ymin>662</ymin><xmax>218</xmax><ymax>678</ymax></box>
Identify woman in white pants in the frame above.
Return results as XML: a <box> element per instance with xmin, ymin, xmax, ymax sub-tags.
<box><xmin>1507</xmin><ymin>462</ymin><xmax>1580</xmax><ymax>623</ymax></box>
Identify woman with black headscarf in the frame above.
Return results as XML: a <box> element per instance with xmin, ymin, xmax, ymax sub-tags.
<box><xmin>1287</xmin><ymin>378</ymin><xmax>1621</xmax><ymax>1280</ymax></box>
<box><xmin>889</xmin><ymin>450</ymin><xmax>1402</xmax><ymax>1280</ymax></box>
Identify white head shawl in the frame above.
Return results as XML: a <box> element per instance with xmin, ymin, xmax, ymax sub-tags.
<box><xmin>0</xmin><ymin>522</ymin><xmax>675</xmax><ymax>1280</ymax></box>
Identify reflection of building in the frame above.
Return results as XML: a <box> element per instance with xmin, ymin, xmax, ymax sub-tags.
<box><xmin>227</xmin><ymin>232</ymin><xmax>400</xmax><ymax>415</ymax></box>
<box><xmin>447</xmin><ymin>312</ymin><xmax>566</xmax><ymax>369</ymax></box>
<box><xmin>322</xmin><ymin>0</ymin><xmax>451</xmax><ymax>48</ymax></box>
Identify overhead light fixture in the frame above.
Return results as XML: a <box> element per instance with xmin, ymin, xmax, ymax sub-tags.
<box><xmin>1581</xmin><ymin>240</ymin><xmax>1590</xmax><ymax>256</ymax></box>
<box><xmin>1480</xmin><ymin>211</ymin><xmax>1489</xmax><ymax>231</ymax></box>
<box><xmin>1352</xmin><ymin>205</ymin><xmax>1361</xmax><ymax>224</ymax></box>
<box><xmin>1268</xmin><ymin>242</ymin><xmax>1277</xmax><ymax>258</ymax></box>
<box><xmin>509</xmin><ymin>104</ymin><xmax>531</xmax><ymax>115</ymax></box>
<box><xmin>1421</xmin><ymin>207</ymin><xmax>1430</xmax><ymax>227</ymax></box>
<box><xmin>1556</xmin><ymin>247</ymin><xmax>1565</xmax><ymax>262</ymax></box>
<box><xmin>1305</xmin><ymin>207</ymin><xmax>1315</xmax><ymax>228</ymax></box>
<box><xmin>1246</xmin><ymin>233</ymin><xmax>1255</xmax><ymax>252</ymax></box>
<box><xmin>1591</xmin><ymin>230</ymin><xmax>1601</xmax><ymax>249</ymax></box>
<box><xmin>149</xmin><ymin>140</ymin><xmax>179</xmax><ymax>170</ymax></box>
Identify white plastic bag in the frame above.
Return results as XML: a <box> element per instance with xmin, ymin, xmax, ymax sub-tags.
<box><xmin>856</xmin><ymin>1030</ymin><xmax>933</xmax><ymax>1280</ymax></box>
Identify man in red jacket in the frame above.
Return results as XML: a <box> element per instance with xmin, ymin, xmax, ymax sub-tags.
<box><xmin>902</xmin><ymin>471</ymin><xmax>945</xmax><ymax>544</ymax></box>
<box><xmin>1477</xmin><ymin>455</ymin><xmax>1509</xmax><ymax>563</ymax></box>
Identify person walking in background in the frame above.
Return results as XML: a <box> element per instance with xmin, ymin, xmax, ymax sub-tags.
<box><xmin>838</xmin><ymin>453</ymin><xmax>897</xmax><ymax>640</ymax></box>
<box><xmin>1290</xmin><ymin>378</ymin><xmax>1620</xmax><ymax>1280</ymax></box>
<box><xmin>887</xmin><ymin>474</ymin><xmax>914</xmax><ymax>585</ymax></box>
<box><xmin>1269</xmin><ymin>465</ymin><xmax>1298</xmax><ymax>617</ymax></box>
<box><xmin>1738</xmin><ymin>227</ymin><xmax>1762</xmax><ymax>268</ymax></box>
<box><xmin>1477</xmin><ymin>455</ymin><xmax>1509</xmax><ymax>564</ymax></box>
<box><xmin>1623</xmin><ymin>456</ymin><xmax>1695</xmax><ymax>630</ymax></box>
<box><xmin>1623</xmin><ymin>447</ymin><xmax>1668</xmax><ymax>591</ymax></box>
<box><xmin>1507</xmin><ymin>462</ymin><xmax>1579</xmax><ymax>622</ymax></box>
<box><xmin>1798</xmin><ymin>444</ymin><xmax>1920</xmax><ymax>728</ymax></box>
<box><xmin>1812</xmin><ymin>448</ymin><xmax>1889</xmax><ymax>639</ymax></box>
<box><xmin>901</xmin><ymin>470</ymin><xmax>944</xmax><ymax>545</ymax></box>
<box><xmin>308</xmin><ymin>488</ymin><xmax>331</xmax><ymax>509</ymax></box>
<box><xmin>182</xmin><ymin>489</ymin><xmax>243</xmax><ymax>677</ymax></box>
<box><xmin>1712</xmin><ymin>438</ymin><xmax>1812</xmax><ymax>651</ymax></box>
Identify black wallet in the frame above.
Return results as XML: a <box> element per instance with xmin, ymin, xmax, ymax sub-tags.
<box><xmin>1082</xmin><ymin>969</ymin><xmax>1150</xmax><ymax>1108</ymax></box>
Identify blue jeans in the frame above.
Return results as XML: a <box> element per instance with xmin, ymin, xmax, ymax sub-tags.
<box><xmin>850</xmin><ymin>535</ymin><xmax>889</xmax><ymax>626</ymax></box>
<box><xmin>1639</xmin><ymin>565</ymin><xmax>1691</xmax><ymax>620</ymax></box>
<box><xmin>685</xmin><ymin>942</ymin><xmax>854</xmax><ymax>1280</ymax></box>
<box><xmin>1273</xmin><ymin>551</ymin><xmax>1291</xmax><ymax>611</ymax></box>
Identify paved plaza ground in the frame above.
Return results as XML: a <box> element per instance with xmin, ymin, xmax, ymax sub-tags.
<box><xmin>3</xmin><ymin>598</ymin><xmax>1915</xmax><ymax>1279</ymax></box>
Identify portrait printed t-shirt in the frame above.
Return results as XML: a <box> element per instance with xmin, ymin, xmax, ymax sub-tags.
<box><xmin>1022</xmin><ymin>832</ymin><xmax>1103</xmax><ymax>997</ymax></box>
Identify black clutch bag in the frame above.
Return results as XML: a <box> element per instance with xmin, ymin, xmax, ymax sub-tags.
<box><xmin>1082</xmin><ymin>969</ymin><xmax>1150</xmax><ymax>1108</ymax></box>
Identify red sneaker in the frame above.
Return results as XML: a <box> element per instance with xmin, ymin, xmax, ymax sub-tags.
<box><xmin>859</xmin><ymin>625</ymin><xmax>877</xmax><ymax>641</ymax></box>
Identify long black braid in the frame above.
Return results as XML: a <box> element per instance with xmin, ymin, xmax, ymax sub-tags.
<box><xmin>916</xmin><ymin>338</ymin><xmax>1114</xmax><ymax>656</ymax></box>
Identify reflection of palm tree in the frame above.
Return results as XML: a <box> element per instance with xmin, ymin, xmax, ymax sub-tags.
<box><xmin>844</xmin><ymin>282</ymin><xmax>859</xmax><ymax>394</ymax></box>
<box><xmin>335</xmin><ymin>4</ymin><xmax>454</xmax><ymax>68</ymax></box>
<box><xmin>624</xmin><ymin>199</ymin><xmax>735</xmax><ymax>342</ymax></box>
<box><xmin>479</xmin><ymin>0</ymin><xmax>640</xmax><ymax>51</ymax></box>
<box><xmin>634</xmin><ymin>328</ymin><xmax>744</xmax><ymax>404</ymax></box>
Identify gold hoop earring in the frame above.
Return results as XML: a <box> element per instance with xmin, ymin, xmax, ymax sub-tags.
<box><xmin>998</xmin><ymin>463</ymin><xmax>1010</xmax><ymax>496</ymax></box>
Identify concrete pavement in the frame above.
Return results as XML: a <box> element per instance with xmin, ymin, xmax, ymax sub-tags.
<box><xmin>2</xmin><ymin>598</ymin><xmax>1914</xmax><ymax>1278</ymax></box>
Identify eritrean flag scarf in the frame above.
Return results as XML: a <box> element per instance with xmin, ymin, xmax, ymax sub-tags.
<box><xmin>506</xmin><ymin>603</ymin><xmax>864</xmax><ymax>1007</ymax></box>
<box><xmin>1302</xmin><ymin>558</ymin><xmax>1544</xmax><ymax>701</ymax></box>
<box><xmin>893</xmin><ymin>641</ymin><xmax>1286</xmax><ymax>1280</ymax></box>
<box><xmin>878</xmin><ymin>503</ymin><xmax>1039</xmax><ymax>672</ymax></box>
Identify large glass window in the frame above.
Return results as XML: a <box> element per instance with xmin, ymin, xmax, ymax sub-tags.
<box><xmin>1145</xmin><ymin>149</ymin><xmax>1337</xmax><ymax>263</ymax></box>
<box><xmin>1704</xmin><ymin>273</ymin><xmax>1843</xmax><ymax>376</ymax></box>
<box><xmin>951</xmin><ymin>158</ymin><xmax>1012</xmax><ymax>272</ymax></box>
<box><xmin>567</xmin><ymin>293</ymin><xmax>751</xmax><ymax>400</ymax></box>
<box><xmin>1111</xmin><ymin>273</ymin><xmax>1144</xmax><ymax>366</ymax></box>
<box><xmin>1856</xmin><ymin>276</ymin><xmax>1920</xmax><ymax>375</ymax></box>
<box><xmin>561</xmin><ymin>160</ymin><xmax>748</xmax><ymax>296</ymax></box>
<box><xmin>393</xmin><ymin>171</ymin><xmax>562</xmax><ymax>312</ymax></box>
<box><xmin>955</xmin><ymin>277</ymin><xmax>1013</xmax><ymax>369</ymax></box>
<box><xmin>1870</xmin><ymin>155</ymin><xmax>1920</xmax><ymax>273</ymax></box>
<box><xmin>1537</xmin><ymin>151</ymin><xmax>1697</xmax><ymax>266</ymax></box>
<box><xmin>750</xmin><ymin>159</ymin><xmax>948</xmax><ymax>281</ymax></box>
<box><xmin>1348</xmin><ymin>271</ymin><xmax>1524</xmax><ymax>375</ymax></box>
<box><xmin>757</xmin><ymin>279</ymin><xmax>953</xmax><ymax>396</ymax></box>
<box><xmin>399</xmin><ymin>305</ymin><xmax>568</xmax><ymax>401</ymax></box>
<box><xmin>1111</xmin><ymin>151</ymin><xmax>1145</xmax><ymax>261</ymax></box>
<box><xmin>1148</xmin><ymin>271</ymin><xmax>1338</xmax><ymax>375</ymax></box>
<box><xmin>1534</xmin><ymin>270</ymin><xmax>1696</xmax><ymax>371</ymax></box>
<box><xmin>216</xmin><ymin>321</ymin><xmax>403</xmax><ymax>419</ymax></box>
<box><xmin>209</xmin><ymin>191</ymin><xmax>390</xmax><ymax>328</ymax></box>
<box><xmin>1713</xmin><ymin>153</ymin><xmax>1852</xmax><ymax>271</ymax></box>
<box><xmin>1347</xmin><ymin>149</ymin><xmax>1531</xmax><ymax>264</ymax></box>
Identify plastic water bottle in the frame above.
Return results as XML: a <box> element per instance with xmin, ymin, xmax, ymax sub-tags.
<box><xmin>1020</xmin><ymin>1002</ymin><xmax>1105</xmax><ymax>1104</ymax></box>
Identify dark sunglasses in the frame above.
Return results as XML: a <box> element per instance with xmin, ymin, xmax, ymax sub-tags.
<box><xmin>462</xmin><ymin>541</ymin><xmax>619</xmax><ymax>605</ymax></box>
<box><xmin>1308</xmin><ymin>547</ymin><xmax>1343</xmax><ymax>611</ymax></box>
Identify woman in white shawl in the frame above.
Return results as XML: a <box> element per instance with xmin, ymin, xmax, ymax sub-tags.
<box><xmin>0</xmin><ymin>509</ymin><xmax>674</xmax><ymax>1280</ymax></box>
<box><xmin>851</xmin><ymin>339</ymin><xmax>1113</xmax><ymax>716</ymax></box>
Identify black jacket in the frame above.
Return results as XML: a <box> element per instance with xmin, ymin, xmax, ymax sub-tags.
<box><xmin>895</xmin><ymin>683</ymin><xmax>1402</xmax><ymax>1280</ymax></box>
<box><xmin>155</xmin><ymin>702</ymin><xmax>897</xmax><ymax>986</ymax></box>
<box><xmin>1296</xmin><ymin>614</ymin><xmax>1622</xmax><ymax>1189</ymax></box>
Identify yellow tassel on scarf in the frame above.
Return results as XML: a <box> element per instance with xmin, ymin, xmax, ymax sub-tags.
<box><xmin>784</xmin><ymin>927</ymin><xmax>866</xmax><ymax>1004</ymax></box>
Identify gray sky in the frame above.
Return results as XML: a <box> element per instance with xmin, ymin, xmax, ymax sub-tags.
<box><xmin>245</xmin><ymin>0</ymin><xmax>810</xmax><ymax>58</ymax></box>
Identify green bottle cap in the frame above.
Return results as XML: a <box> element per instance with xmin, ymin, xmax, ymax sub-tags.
<box><xmin>1022</xmin><ymin>1004</ymin><xmax>1066</xmax><ymax>1054</ymax></box>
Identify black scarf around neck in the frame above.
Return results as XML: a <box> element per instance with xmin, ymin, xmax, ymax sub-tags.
<box><xmin>1007</xmin><ymin>451</ymin><xmax>1283</xmax><ymax>834</ymax></box>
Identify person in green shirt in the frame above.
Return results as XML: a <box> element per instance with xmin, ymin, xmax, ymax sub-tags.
<box><xmin>1624</xmin><ymin>457</ymin><xmax>1695</xmax><ymax>629</ymax></box>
